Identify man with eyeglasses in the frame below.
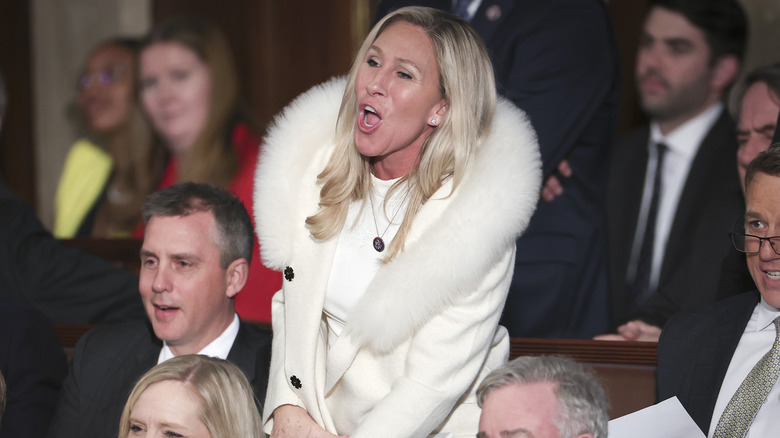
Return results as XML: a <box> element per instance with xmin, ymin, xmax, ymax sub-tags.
<box><xmin>657</xmin><ymin>146</ymin><xmax>780</xmax><ymax>436</ymax></box>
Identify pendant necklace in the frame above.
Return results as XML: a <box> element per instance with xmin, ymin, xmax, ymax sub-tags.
<box><xmin>368</xmin><ymin>186</ymin><xmax>410</xmax><ymax>252</ymax></box>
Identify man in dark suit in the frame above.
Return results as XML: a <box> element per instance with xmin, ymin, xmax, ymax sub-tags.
<box><xmin>47</xmin><ymin>183</ymin><xmax>272</xmax><ymax>438</ymax></box>
<box><xmin>600</xmin><ymin>0</ymin><xmax>748</xmax><ymax>341</ymax></box>
<box><xmin>377</xmin><ymin>0</ymin><xmax>620</xmax><ymax>338</ymax></box>
<box><xmin>0</xmin><ymin>301</ymin><xmax>67</xmax><ymax>438</ymax></box>
<box><xmin>657</xmin><ymin>147</ymin><xmax>780</xmax><ymax>436</ymax></box>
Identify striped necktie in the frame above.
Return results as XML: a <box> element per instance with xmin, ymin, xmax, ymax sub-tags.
<box><xmin>713</xmin><ymin>316</ymin><xmax>780</xmax><ymax>438</ymax></box>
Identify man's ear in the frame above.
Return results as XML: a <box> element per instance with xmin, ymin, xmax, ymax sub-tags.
<box><xmin>225</xmin><ymin>258</ymin><xmax>249</xmax><ymax>299</ymax></box>
<box><xmin>712</xmin><ymin>54</ymin><xmax>739</xmax><ymax>94</ymax></box>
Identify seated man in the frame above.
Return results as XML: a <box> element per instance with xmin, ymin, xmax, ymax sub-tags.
<box><xmin>476</xmin><ymin>355</ymin><xmax>609</xmax><ymax>438</ymax></box>
<box><xmin>608</xmin><ymin>63</ymin><xmax>780</xmax><ymax>341</ymax></box>
<box><xmin>47</xmin><ymin>183</ymin><xmax>272</xmax><ymax>438</ymax></box>
<box><xmin>0</xmin><ymin>300</ymin><xmax>67</xmax><ymax>438</ymax></box>
<box><xmin>657</xmin><ymin>147</ymin><xmax>780</xmax><ymax>435</ymax></box>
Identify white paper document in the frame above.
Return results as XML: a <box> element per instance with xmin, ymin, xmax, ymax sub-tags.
<box><xmin>608</xmin><ymin>396</ymin><xmax>705</xmax><ymax>438</ymax></box>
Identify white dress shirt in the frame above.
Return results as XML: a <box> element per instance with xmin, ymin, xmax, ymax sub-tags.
<box><xmin>157</xmin><ymin>313</ymin><xmax>240</xmax><ymax>364</ymax></box>
<box><xmin>322</xmin><ymin>176</ymin><xmax>408</xmax><ymax>346</ymax></box>
<box><xmin>708</xmin><ymin>298</ymin><xmax>780</xmax><ymax>437</ymax></box>
<box><xmin>629</xmin><ymin>102</ymin><xmax>724</xmax><ymax>290</ymax></box>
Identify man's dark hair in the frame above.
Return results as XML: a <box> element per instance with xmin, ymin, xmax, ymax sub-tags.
<box><xmin>649</xmin><ymin>0</ymin><xmax>748</xmax><ymax>64</ymax></box>
<box><xmin>142</xmin><ymin>182</ymin><xmax>253</xmax><ymax>268</ymax></box>
<box><xmin>745</xmin><ymin>147</ymin><xmax>780</xmax><ymax>191</ymax></box>
<box><xmin>730</xmin><ymin>63</ymin><xmax>780</xmax><ymax>120</ymax></box>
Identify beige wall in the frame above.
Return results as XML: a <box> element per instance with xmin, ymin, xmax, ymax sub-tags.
<box><xmin>742</xmin><ymin>0</ymin><xmax>780</xmax><ymax>73</ymax></box>
<box><xmin>31</xmin><ymin>0</ymin><xmax>149</xmax><ymax>227</ymax></box>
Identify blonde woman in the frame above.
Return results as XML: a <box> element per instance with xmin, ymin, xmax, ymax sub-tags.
<box><xmin>255</xmin><ymin>6</ymin><xmax>541</xmax><ymax>438</ymax></box>
<box><xmin>118</xmin><ymin>354</ymin><xmax>262</xmax><ymax>437</ymax></box>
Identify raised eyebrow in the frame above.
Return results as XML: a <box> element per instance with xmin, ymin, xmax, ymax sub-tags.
<box><xmin>140</xmin><ymin>249</ymin><xmax>157</xmax><ymax>259</ymax></box>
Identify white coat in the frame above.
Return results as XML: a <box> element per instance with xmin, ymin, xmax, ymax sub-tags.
<box><xmin>254</xmin><ymin>77</ymin><xmax>541</xmax><ymax>437</ymax></box>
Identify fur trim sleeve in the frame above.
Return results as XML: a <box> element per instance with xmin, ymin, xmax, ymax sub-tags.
<box><xmin>253</xmin><ymin>77</ymin><xmax>346</xmax><ymax>269</ymax></box>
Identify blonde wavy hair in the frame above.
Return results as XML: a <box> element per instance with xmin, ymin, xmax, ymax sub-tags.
<box><xmin>306</xmin><ymin>6</ymin><xmax>496</xmax><ymax>259</ymax></box>
<box><xmin>118</xmin><ymin>355</ymin><xmax>262</xmax><ymax>437</ymax></box>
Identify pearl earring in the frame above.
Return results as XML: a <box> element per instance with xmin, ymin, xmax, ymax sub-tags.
<box><xmin>431</xmin><ymin>119</ymin><xmax>437</xmax><ymax>125</ymax></box>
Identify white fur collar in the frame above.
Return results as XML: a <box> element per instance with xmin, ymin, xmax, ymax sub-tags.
<box><xmin>255</xmin><ymin>77</ymin><xmax>541</xmax><ymax>352</ymax></box>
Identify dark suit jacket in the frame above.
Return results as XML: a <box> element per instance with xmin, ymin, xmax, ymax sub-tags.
<box><xmin>377</xmin><ymin>0</ymin><xmax>619</xmax><ymax>338</ymax></box>
<box><xmin>656</xmin><ymin>291</ymin><xmax>759</xmax><ymax>434</ymax></box>
<box><xmin>0</xmin><ymin>300</ymin><xmax>67</xmax><ymax>438</ymax></box>
<box><xmin>46</xmin><ymin>319</ymin><xmax>272</xmax><ymax>438</ymax></box>
<box><xmin>607</xmin><ymin>110</ymin><xmax>746</xmax><ymax>328</ymax></box>
<box><xmin>0</xmin><ymin>179</ymin><xmax>144</xmax><ymax>324</ymax></box>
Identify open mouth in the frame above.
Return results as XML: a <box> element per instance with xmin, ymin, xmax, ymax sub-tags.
<box><xmin>153</xmin><ymin>304</ymin><xmax>180</xmax><ymax>318</ymax></box>
<box><xmin>358</xmin><ymin>104</ymin><xmax>382</xmax><ymax>132</ymax></box>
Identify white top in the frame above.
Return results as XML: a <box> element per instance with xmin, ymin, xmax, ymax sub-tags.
<box><xmin>709</xmin><ymin>298</ymin><xmax>780</xmax><ymax>437</ymax></box>
<box><xmin>323</xmin><ymin>176</ymin><xmax>409</xmax><ymax>345</ymax></box>
<box><xmin>628</xmin><ymin>102</ymin><xmax>723</xmax><ymax>290</ymax></box>
<box><xmin>157</xmin><ymin>313</ymin><xmax>240</xmax><ymax>363</ymax></box>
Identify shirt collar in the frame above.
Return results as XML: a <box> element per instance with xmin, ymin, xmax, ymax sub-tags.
<box><xmin>756</xmin><ymin>297</ymin><xmax>780</xmax><ymax>333</ymax></box>
<box><xmin>650</xmin><ymin>102</ymin><xmax>724</xmax><ymax>159</ymax></box>
<box><xmin>158</xmin><ymin>313</ymin><xmax>240</xmax><ymax>364</ymax></box>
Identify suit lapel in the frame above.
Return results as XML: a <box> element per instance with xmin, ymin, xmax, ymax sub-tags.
<box><xmin>608</xmin><ymin>129</ymin><xmax>650</xmax><ymax>317</ymax></box>
<box><xmin>692</xmin><ymin>292</ymin><xmax>758</xmax><ymax>433</ymax></box>
<box><xmin>227</xmin><ymin>323</ymin><xmax>256</xmax><ymax>384</ymax></box>
<box><xmin>660</xmin><ymin>111</ymin><xmax>734</xmax><ymax>281</ymax></box>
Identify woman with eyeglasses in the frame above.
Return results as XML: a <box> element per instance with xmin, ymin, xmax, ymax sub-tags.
<box><xmin>54</xmin><ymin>38</ymin><xmax>164</xmax><ymax>238</ymax></box>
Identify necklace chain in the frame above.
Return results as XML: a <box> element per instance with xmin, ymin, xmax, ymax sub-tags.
<box><xmin>368</xmin><ymin>185</ymin><xmax>410</xmax><ymax>252</ymax></box>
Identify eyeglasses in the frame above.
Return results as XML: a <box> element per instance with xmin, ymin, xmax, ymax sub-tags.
<box><xmin>730</xmin><ymin>232</ymin><xmax>780</xmax><ymax>255</ymax></box>
<box><xmin>729</xmin><ymin>214</ymin><xmax>780</xmax><ymax>256</ymax></box>
<box><xmin>78</xmin><ymin>67</ymin><xmax>125</xmax><ymax>90</ymax></box>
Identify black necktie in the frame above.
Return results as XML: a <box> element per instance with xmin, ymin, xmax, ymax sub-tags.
<box><xmin>630</xmin><ymin>142</ymin><xmax>667</xmax><ymax>306</ymax></box>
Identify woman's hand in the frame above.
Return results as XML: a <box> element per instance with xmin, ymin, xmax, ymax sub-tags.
<box><xmin>270</xmin><ymin>405</ymin><xmax>348</xmax><ymax>438</ymax></box>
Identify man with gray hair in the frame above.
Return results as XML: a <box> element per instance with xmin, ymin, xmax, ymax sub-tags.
<box><xmin>48</xmin><ymin>182</ymin><xmax>271</xmax><ymax>438</ymax></box>
<box><xmin>476</xmin><ymin>356</ymin><xmax>609</xmax><ymax>438</ymax></box>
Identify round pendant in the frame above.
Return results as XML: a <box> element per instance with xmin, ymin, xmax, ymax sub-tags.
<box><xmin>373</xmin><ymin>237</ymin><xmax>385</xmax><ymax>252</ymax></box>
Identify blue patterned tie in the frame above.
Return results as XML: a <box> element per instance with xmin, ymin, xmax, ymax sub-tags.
<box><xmin>713</xmin><ymin>317</ymin><xmax>780</xmax><ymax>438</ymax></box>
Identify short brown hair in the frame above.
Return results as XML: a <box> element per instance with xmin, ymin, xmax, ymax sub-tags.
<box><xmin>745</xmin><ymin>147</ymin><xmax>780</xmax><ymax>191</ymax></box>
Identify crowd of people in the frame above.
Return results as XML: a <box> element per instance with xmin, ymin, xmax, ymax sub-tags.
<box><xmin>0</xmin><ymin>0</ymin><xmax>778</xmax><ymax>436</ymax></box>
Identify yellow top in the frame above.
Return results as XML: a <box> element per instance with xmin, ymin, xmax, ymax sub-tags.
<box><xmin>53</xmin><ymin>139</ymin><xmax>112</xmax><ymax>238</ymax></box>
